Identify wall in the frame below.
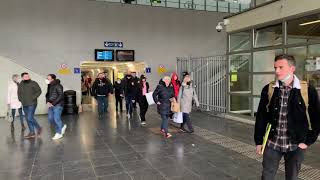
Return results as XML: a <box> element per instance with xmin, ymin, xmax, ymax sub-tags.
<box><xmin>0</xmin><ymin>0</ymin><xmax>228</xmax><ymax>115</ymax></box>
<box><xmin>226</xmin><ymin>0</ymin><xmax>320</xmax><ymax>32</ymax></box>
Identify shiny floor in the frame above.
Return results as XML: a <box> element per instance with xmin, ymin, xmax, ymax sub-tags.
<box><xmin>1</xmin><ymin>97</ymin><xmax>319</xmax><ymax>180</ymax></box>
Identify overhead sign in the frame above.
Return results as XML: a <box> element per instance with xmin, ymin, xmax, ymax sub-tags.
<box><xmin>104</xmin><ymin>41</ymin><xmax>124</xmax><ymax>48</ymax></box>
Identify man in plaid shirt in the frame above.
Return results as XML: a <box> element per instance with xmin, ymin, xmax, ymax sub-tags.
<box><xmin>254</xmin><ymin>54</ymin><xmax>320</xmax><ymax>180</ymax></box>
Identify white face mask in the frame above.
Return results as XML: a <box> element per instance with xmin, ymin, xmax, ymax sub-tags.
<box><xmin>45</xmin><ymin>79</ymin><xmax>50</xmax><ymax>84</ymax></box>
<box><xmin>279</xmin><ymin>73</ymin><xmax>292</xmax><ymax>83</ymax></box>
<box><xmin>117</xmin><ymin>80</ymin><xmax>121</xmax><ymax>83</ymax></box>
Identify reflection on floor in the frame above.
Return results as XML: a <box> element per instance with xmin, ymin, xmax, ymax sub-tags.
<box><xmin>0</xmin><ymin>97</ymin><xmax>319</xmax><ymax>180</ymax></box>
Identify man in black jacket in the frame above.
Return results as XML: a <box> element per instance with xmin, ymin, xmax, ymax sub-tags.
<box><xmin>46</xmin><ymin>74</ymin><xmax>67</xmax><ymax>140</ymax></box>
<box><xmin>91</xmin><ymin>73</ymin><xmax>113</xmax><ymax>116</ymax></box>
<box><xmin>113</xmin><ymin>78</ymin><xmax>124</xmax><ymax>112</ymax></box>
<box><xmin>18</xmin><ymin>72</ymin><xmax>42</xmax><ymax>139</ymax></box>
<box><xmin>254</xmin><ymin>54</ymin><xmax>320</xmax><ymax>180</ymax></box>
<box><xmin>122</xmin><ymin>74</ymin><xmax>137</xmax><ymax>118</ymax></box>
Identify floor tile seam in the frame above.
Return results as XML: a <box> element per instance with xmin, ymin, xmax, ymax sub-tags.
<box><xmin>87</xmin><ymin>151</ymin><xmax>99</xmax><ymax>178</ymax></box>
<box><xmin>103</xmin><ymin>141</ymin><xmax>134</xmax><ymax>180</ymax></box>
<box><xmin>120</xmin><ymin>135</ymin><xmax>170</xmax><ymax>180</ymax></box>
<box><xmin>193</xmin><ymin>125</ymin><xmax>320</xmax><ymax>180</ymax></box>
<box><xmin>28</xmin><ymin>149</ymin><xmax>39</xmax><ymax>180</ymax></box>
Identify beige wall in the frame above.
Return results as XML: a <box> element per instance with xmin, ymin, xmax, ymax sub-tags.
<box><xmin>226</xmin><ymin>0</ymin><xmax>320</xmax><ymax>32</ymax></box>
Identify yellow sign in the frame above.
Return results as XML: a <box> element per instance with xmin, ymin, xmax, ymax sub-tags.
<box><xmin>157</xmin><ymin>65</ymin><xmax>167</xmax><ymax>74</ymax></box>
<box><xmin>231</xmin><ymin>70</ymin><xmax>237</xmax><ymax>82</ymax></box>
<box><xmin>58</xmin><ymin>63</ymin><xmax>71</xmax><ymax>75</ymax></box>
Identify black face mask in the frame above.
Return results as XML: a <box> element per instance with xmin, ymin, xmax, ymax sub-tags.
<box><xmin>24</xmin><ymin>79</ymin><xmax>31</xmax><ymax>83</ymax></box>
<box><xmin>186</xmin><ymin>81</ymin><xmax>191</xmax><ymax>86</ymax></box>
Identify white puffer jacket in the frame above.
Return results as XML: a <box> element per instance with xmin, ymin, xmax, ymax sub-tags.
<box><xmin>7</xmin><ymin>81</ymin><xmax>22</xmax><ymax>109</ymax></box>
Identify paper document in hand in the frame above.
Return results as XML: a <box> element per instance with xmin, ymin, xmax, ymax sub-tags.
<box><xmin>261</xmin><ymin>123</ymin><xmax>272</xmax><ymax>155</ymax></box>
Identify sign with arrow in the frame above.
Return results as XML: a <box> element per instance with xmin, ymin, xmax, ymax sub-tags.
<box><xmin>104</xmin><ymin>41</ymin><xmax>124</xmax><ymax>48</ymax></box>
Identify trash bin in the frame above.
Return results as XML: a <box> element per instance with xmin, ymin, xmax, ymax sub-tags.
<box><xmin>64</xmin><ymin>90</ymin><xmax>78</xmax><ymax>114</ymax></box>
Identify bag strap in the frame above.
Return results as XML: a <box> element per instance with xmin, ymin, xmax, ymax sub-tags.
<box><xmin>266</xmin><ymin>81</ymin><xmax>275</xmax><ymax>112</ymax></box>
<box><xmin>300</xmin><ymin>81</ymin><xmax>312</xmax><ymax>130</ymax></box>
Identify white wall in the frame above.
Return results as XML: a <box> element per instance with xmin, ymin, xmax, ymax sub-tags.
<box><xmin>0</xmin><ymin>0</ymin><xmax>228</xmax><ymax>112</ymax></box>
<box><xmin>226</xmin><ymin>0</ymin><xmax>320</xmax><ymax>32</ymax></box>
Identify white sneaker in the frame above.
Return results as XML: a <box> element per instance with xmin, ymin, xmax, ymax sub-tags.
<box><xmin>127</xmin><ymin>113</ymin><xmax>131</xmax><ymax>118</ymax></box>
<box><xmin>141</xmin><ymin>121</ymin><xmax>146</xmax><ymax>126</ymax></box>
<box><xmin>62</xmin><ymin>124</ymin><xmax>67</xmax><ymax>135</ymax></box>
<box><xmin>52</xmin><ymin>133</ymin><xmax>63</xmax><ymax>140</ymax></box>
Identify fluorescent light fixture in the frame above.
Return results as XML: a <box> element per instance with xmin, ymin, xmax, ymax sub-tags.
<box><xmin>112</xmin><ymin>66</ymin><xmax>117</xmax><ymax>70</ymax></box>
<box><xmin>299</xmin><ymin>19</ymin><xmax>320</xmax><ymax>26</ymax></box>
<box><xmin>127</xmin><ymin>64</ymin><xmax>133</xmax><ymax>67</ymax></box>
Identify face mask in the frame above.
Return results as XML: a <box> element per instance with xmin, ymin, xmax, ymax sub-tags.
<box><xmin>45</xmin><ymin>79</ymin><xmax>50</xmax><ymax>84</ymax></box>
<box><xmin>279</xmin><ymin>73</ymin><xmax>292</xmax><ymax>83</ymax></box>
<box><xmin>186</xmin><ymin>81</ymin><xmax>191</xmax><ymax>86</ymax></box>
<box><xmin>117</xmin><ymin>80</ymin><xmax>121</xmax><ymax>83</ymax></box>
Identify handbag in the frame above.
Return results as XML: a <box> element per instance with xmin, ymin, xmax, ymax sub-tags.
<box><xmin>171</xmin><ymin>101</ymin><xmax>180</xmax><ymax>113</ymax></box>
<box><xmin>173</xmin><ymin>112</ymin><xmax>183</xmax><ymax>123</ymax></box>
<box><xmin>146</xmin><ymin>92</ymin><xmax>155</xmax><ymax>105</ymax></box>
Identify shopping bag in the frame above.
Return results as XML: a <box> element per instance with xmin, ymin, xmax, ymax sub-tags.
<box><xmin>146</xmin><ymin>92</ymin><xmax>155</xmax><ymax>105</ymax></box>
<box><xmin>171</xmin><ymin>101</ymin><xmax>180</xmax><ymax>113</ymax></box>
<box><xmin>173</xmin><ymin>112</ymin><xmax>183</xmax><ymax>123</ymax></box>
<box><xmin>5</xmin><ymin>108</ymin><xmax>13</xmax><ymax>123</ymax></box>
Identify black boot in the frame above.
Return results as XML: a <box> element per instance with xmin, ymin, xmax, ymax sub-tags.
<box><xmin>11</xmin><ymin>123</ymin><xmax>14</xmax><ymax>132</ymax></box>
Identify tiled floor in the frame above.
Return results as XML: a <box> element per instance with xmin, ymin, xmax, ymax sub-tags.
<box><xmin>0</xmin><ymin>98</ymin><xmax>319</xmax><ymax>180</ymax></box>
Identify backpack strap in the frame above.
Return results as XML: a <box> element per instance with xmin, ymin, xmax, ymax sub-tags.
<box><xmin>300</xmin><ymin>81</ymin><xmax>312</xmax><ymax>130</ymax></box>
<box><xmin>266</xmin><ymin>81</ymin><xmax>275</xmax><ymax>112</ymax></box>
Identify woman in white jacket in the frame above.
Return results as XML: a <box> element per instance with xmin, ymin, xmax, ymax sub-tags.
<box><xmin>7</xmin><ymin>74</ymin><xmax>25</xmax><ymax>131</ymax></box>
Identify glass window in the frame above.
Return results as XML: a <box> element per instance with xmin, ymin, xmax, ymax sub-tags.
<box><xmin>230</xmin><ymin>95</ymin><xmax>251</xmax><ymax>115</ymax></box>
<box><xmin>229</xmin><ymin>53</ymin><xmax>250</xmax><ymax>73</ymax></box>
<box><xmin>230</xmin><ymin>73</ymin><xmax>250</xmax><ymax>92</ymax></box>
<box><xmin>304</xmin><ymin>44</ymin><xmax>320</xmax><ymax>88</ymax></box>
<box><xmin>253</xmin><ymin>97</ymin><xmax>260</xmax><ymax>115</ymax></box>
<box><xmin>287</xmin><ymin>14</ymin><xmax>320</xmax><ymax>45</ymax></box>
<box><xmin>217</xmin><ymin>1</ymin><xmax>229</xmax><ymax>12</ymax></box>
<box><xmin>229</xmin><ymin>3</ymin><xmax>240</xmax><ymax>13</ymax></box>
<box><xmin>253</xmin><ymin>49</ymin><xmax>282</xmax><ymax>72</ymax></box>
<box><xmin>253</xmin><ymin>74</ymin><xmax>275</xmax><ymax>95</ymax></box>
<box><xmin>137</xmin><ymin>0</ymin><xmax>151</xmax><ymax>5</ymax></box>
<box><xmin>166</xmin><ymin>0</ymin><xmax>179</xmax><ymax>8</ymax></box>
<box><xmin>287</xmin><ymin>46</ymin><xmax>307</xmax><ymax>79</ymax></box>
<box><xmin>254</xmin><ymin>24</ymin><xmax>282</xmax><ymax>48</ymax></box>
<box><xmin>206</xmin><ymin>0</ymin><xmax>217</xmax><ymax>11</ymax></box>
<box><xmin>229</xmin><ymin>31</ymin><xmax>251</xmax><ymax>52</ymax></box>
<box><xmin>193</xmin><ymin>0</ymin><xmax>205</xmax><ymax>10</ymax></box>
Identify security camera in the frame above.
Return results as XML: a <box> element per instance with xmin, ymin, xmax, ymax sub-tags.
<box><xmin>216</xmin><ymin>23</ymin><xmax>223</xmax><ymax>32</ymax></box>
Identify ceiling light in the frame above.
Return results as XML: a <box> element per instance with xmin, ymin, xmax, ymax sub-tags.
<box><xmin>299</xmin><ymin>19</ymin><xmax>320</xmax><ymax>26</ymax></box>
<box><xmin>127</xmin><ymin>64</ymin><xmax>133</xmax><ymax>67</ymax></box>
<box><xmin>112</xmin><ymin>66</ymin><xmax>117</xmax><ymax>70</ymax></box>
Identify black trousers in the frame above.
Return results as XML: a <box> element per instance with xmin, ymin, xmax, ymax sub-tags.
<box><xmin>180</xmin><ymin>113</ymin><xmax>194</xmax><ymax>131</ymax></box>
<box><xmin>139</xmin><ymin>96</ymin><xmax>149</xmax><ymax>122</ymax></box>
<box><xmin>115</xmin><ymin>95</ymin><xmax>123</xmax><ymax>111</ymax></box>
<box><xmin>262</xmin><ymin>146</ymin><xmax>304</xmax><ymax>180</ymax></box>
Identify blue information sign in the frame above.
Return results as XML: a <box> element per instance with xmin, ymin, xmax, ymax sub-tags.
<box><xmin>74</xmin><ymin>68</ymin><xmax>80</xmax><ymax>74</ymax></box>
<box><xmin>146</xmin><ymin>67</ymin><xmax>151</xmax><ymax>73</ymax></box>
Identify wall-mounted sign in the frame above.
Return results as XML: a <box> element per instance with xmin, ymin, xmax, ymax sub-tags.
<box><xmin>104</xmin><ymin>41</ymin><xmax>123</xmax><ymax>48</ymax></box>
<box><xmin>116</xmin><ymin>50</ymin><xmax>135</xmax><ymax>61</ymax></box>
<box><xmin>58</xmin><ymin>63</ymin><xmax>71</xmax><ymax>75</ymax></box>
<box><xmin>146</xmin><ymin>67</ymin><xmax>151</xmax><ymax>73</ymax></box>
<box><xmin>157</xmin><ymin>65</ymin><xmax>167</xmax><ymax>74</ymax></box>
<box><xmin>74</xmin><ymin>68</ymin><xmax>81</xmax><ymax>74</ymax></box>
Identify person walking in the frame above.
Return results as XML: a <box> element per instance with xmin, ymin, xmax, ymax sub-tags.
<box><xmin>137</xmin><ymin>75</ymin><xmax>150</xmax><ymax>126</ymax></box>
<box><xmin>123</xmin><ymin>73</ymin><xmax>137</xmax><ymax>118</ymax></box>
<box><xmin>45</xmin><ymin>74</ymin><xmax>67</xmax><ymax>140</ymax></box>
<box><xmin>18</xmin><ymin>72</ymin><xmax>42</xmax><ymax>139</ymax></box>
<box><xmin>7</xmin><ymin>74</ymin><xmax>26</xmax><ymax>131</ymax></box>
<box><xmin>153</xmin><ymin>76</ymin><xmax>175</xmax><ymax>138</ymax></box>
<box><xmin>114</xmin><ymin>78</ymin><xmax>124</xmax><ymax>112</ymax></box>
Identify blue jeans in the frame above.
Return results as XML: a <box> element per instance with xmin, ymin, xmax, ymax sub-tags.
<box><xmin>11</xmin><ymin>108</ymin><xmax>24</xmax><ymax>124</ymax></box>
<box><xmin>96</xmin><ymin>96</ymin><xmax>108</xmax><ymax>114</ymax></box>
<box><xmin>160</xmin><ymin>114</ymin><xmax>169</xmax><ymax>133</ymax></box>
<box><xmin>125</xmin><ymin>95</ymin><xmax>134</xmax><ymax>115</ymax></box>
<box><xmin>48</xmin><ymin>105</ymin><xmax>63</xmax><ymax>134</ymax></box>
<box><xmin>23</xmin><ymin>104</ymin><xmax>41</xmax><ymax>134</ymax></box>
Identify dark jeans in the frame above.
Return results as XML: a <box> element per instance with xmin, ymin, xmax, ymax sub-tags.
<box><xmin>115</xmin><ymin>95</ymin><xmax>123</xmax><ymax>111</ymax></box>
<box><xmin>262</xmin><ymin>146</ymin><xmax>304</xmax><ymax>180</ymax></box>
<box><xmin>139</xmin><ymin>96</ymin><xmax>149</xmax><ymax>122</ymax></box>
<box><xmin>180</xmin><ymin>113</ymin><xmax>194</xmax><ymax>131</ymax></box>
<box><xmin>160</xmin><ymin>114</ymin><xmax>169</xmax><ymax>133</ymax></box>
<box><xmin>23</xmin><ymin>104</ymin><xmax>41</xmax><ymax>134</ymax></box>
<box><xmin>11</xmin><ymin>108</ymin><xmax>24</xmax><ymax>125</ymax></box>
<box><xmin>48</xmin><ymin>105</ymin><xmax>63</xmax><ymax>134</ymax></box>
<box><xmin>96</xmin><ymin>96</ymin><xmax>108</xmax><ymax>114</ymax></box>
<box><xmin>125</xmin><ymin>95</ymin><xmax>134</xmax><ymax>115</ymax></box>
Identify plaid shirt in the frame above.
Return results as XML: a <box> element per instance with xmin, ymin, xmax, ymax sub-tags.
<box><xmin>268</xmin><ymin>82</ymin><xmax>298</xmax><ymax>152</ymax></box>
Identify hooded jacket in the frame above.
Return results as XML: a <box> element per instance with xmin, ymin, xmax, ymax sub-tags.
<box><xmin>171</xmin><ymin>73</ymin><xmax>181</xmax><ymax>98</ymax></box>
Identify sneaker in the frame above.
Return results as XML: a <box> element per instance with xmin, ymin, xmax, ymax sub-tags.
<box><xmin>179</xmin><ymin>128</ymin><xmax>187</xmax><ymax>133</ymax></box>
<box><xmin>127</xmin><ymin>113</ymin><xmax>131</xmax><ymax>118</ymax></box>
<box><xmin>52</xmin><ymin>133</ymin><xmax>63</xmax><ymax>140</ymax></box>
<box><xmin>37</xmin><ymin>127</ymin><xmax>42</xmax><ymax>136</ymax></box>
<box><xmin>141</xmin><ymin>121</ymin><xmax>146</xmax><ymax>126</ymax></box>
<box><xmin>24</xmin><ymin>133</ymin><xmax>36</xmax><ymax>139</ymax></box>
<box><xmin>160</xmin><ymin>129</ymin><xmax>165</xmax><ymax>134</ymax></box>
<box><xmin>165</xmin><ymin>133</ymin><xmax>172</xmax><ymax>138</ymax></box>
<box><xmin>62</xmin><ymin>124</ymin><xmax>67</xmax><ymax>135</ymax></box>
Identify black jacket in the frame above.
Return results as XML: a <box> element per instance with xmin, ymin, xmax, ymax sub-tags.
<box><xmin>46</xmin><ymin>79</ymin><xmax>64</xmax><ymax>106</ymax></box>
<box><xmin>136</xmin><ymin>81</ymin><xmax>150</xmax><ymax>100</ymax></box>
<box><xmin>18</xmin><ymin>80</ymin><xmax>42</xmax><ymax>106</ymax></box>
<box><xmin>254</xmin><ymin>82</ymin><xmax>320</xmax><ymax>146</ymax></box>
<box><xmin>153</xmin><ymin>83</ymin><xmax>174</xmax><ymax>115</ymax></box>
<box><xmin>123</xmin><ymin>75</ymin><xmax>137</xmax><ymax>97</ymax></box>
<box><xmin>113</xmin><ymin>81</ymin><xmax>124</xmax><ymax>97</ymax></box>
<box><xmin>91</xmin><ymin>78</ymin><xmax>113</xmax><ymax>96</ymax></box>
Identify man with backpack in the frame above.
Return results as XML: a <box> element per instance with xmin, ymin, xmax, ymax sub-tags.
<box><xmin>254</xmin><ymin>54</ymin><xmax>320</xmax><ymax>180</ymax></box>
